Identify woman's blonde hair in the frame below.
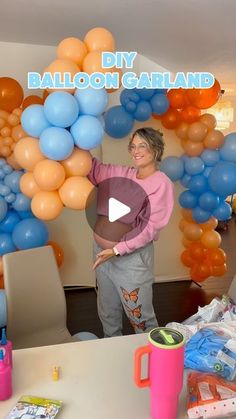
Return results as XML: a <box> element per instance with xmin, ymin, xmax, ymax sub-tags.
<box><xmin>128</xmin><ymin>127</ymin><xmax>165</xmax><ymax>162</ymax></box>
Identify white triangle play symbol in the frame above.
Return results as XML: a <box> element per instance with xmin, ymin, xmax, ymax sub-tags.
<box><xmin>108</xmin><ymin>197</ymin><xmax>131</xmax><ymax>222</ymax></box>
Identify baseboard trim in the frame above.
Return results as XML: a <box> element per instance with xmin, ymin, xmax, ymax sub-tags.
<box><xmin>154</xmin><ymin>275</ymin><xmax>190</xmax><ymax>283</ymax></box>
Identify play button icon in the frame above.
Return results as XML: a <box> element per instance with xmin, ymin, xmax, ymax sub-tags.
<box><xmin>108</xmin><ymin>198</ymin><xmax>131</xmax><ymax>222</ymax></box>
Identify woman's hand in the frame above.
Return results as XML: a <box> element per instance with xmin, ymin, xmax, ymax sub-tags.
<box><xmin>92</xmin><ymin>248</ymin><xmax>115</xmax><ymax>271</ymax></box>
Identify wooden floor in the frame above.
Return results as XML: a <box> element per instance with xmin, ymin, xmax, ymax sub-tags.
<box><xmin>65</xmin><ymin>215</ymin><xmax>236</xmax><ymax>338</ymax></box>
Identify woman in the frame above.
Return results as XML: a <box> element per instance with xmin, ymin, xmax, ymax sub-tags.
<box><xmin>87</xmin><ymin>127</ymin><xmax>174</xmax><ymax>337</ymax></box>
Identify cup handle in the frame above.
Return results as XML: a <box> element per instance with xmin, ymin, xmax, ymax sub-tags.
<box><xmin>134</xmin><ymin>345</ymin><xmax>151</xmax><ymax>388</ymax></box>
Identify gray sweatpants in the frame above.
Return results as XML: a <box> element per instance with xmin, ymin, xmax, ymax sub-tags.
<box><xmin>93</xmin><ymin>241</ymin><xmax>158</xmax><ymax>337</ymax></box>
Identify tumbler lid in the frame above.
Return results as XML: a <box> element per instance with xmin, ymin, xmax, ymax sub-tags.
<box><xmin>149</xmin><ymin>327</ymin><xmax>185</xmax><ymax>349</ymax></box>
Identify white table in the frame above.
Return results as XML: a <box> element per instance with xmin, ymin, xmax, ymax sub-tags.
<box><xmin>1</xmin><ymin>334</ymin><xmax>189</xmax><ymax>419</ymax></box>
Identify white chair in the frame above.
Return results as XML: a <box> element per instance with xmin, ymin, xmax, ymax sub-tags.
<box><xmin>3</xmin><ymin>246</ymin><xmax>97</xmax><ymax>349</ymax></box>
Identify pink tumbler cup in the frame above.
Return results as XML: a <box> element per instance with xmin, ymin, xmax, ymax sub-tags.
<box><xmin>134</xmin><ymin>327</ymin><xmax>185</xmax><ymax>419</ymax></box>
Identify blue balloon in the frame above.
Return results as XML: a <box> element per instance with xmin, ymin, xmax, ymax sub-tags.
<box><xmin>0</xmin><ymin>159</ymin><xmax>6</xmax><ymax>168</ymax></box>
<box><xmin>203</xmin><ymin>167</ymin><xmax>213</xmax><ymax>178</ymax></box>
<box><xmin>44</xmin><ymin>92</ymin><xmax>79</xmax><ymax>127</ymax></box>
<box><xmin>125</xmin><ymin>101</ymin><xmax>137</xmax><ymax>113</ymax></box>
<box><xmin>0</xmin><ymin>233</ymin><xmax>16</xmax><ymax>255</ymax></box>
<box><xmin>3</xmin><ymin>165</ymin><xmax>13</xmax><ymax>175</ymax></box>
<box><xmin>104</xmin><ymin>106</ymin><xmax>134</xmax><ymax>139</ymax></box>
<box><xmin>208</xmin><ymin>161</ymin><xmax>236</xmax><ymax>196</ymax></box>
<box><xmin>40</xmin><ymin>127</ymin><xmax>74</xmax><ymax>160</ymax></box>
<box><xmin>12</xmin><ymin>218</ymin><xmax>49</xmax><ymax>250</ymax></box>
<box><xmin>185</xmin><ymin>157</ymin><xmax>205</xmax><ymax>176</ymax></box>
<box><xmin>71</xmin><ymin>115</ymin><xmax>104</xmax><ymax>150</ymax></box>
<box><xmin>17</xmin><ymin>210</ymin><xmax>34</xmax><ymax>219</ymax></box>
<box><xmin>198</xmin><ymin>191</ymin><xmax>220</xmax><ymax>212</ymax></box>
<box><xmin>0</xmin><ymin>210</ymin><xmax>20</xmax><ymax>233</ymax></box>
<box><xmin>21</xmin><ymin>105</ymin><xmax>51</xmax><ymax>137</ymax></box>
<box><xmin>192</xmin><ymin>207</ymin><xmax>211</xmax><ymax>223</ymax></box>
<box><xmin>5</xmin><ymin>193</ymin><xmax>16</xmax><ymax>204</ymax></box>
<box><xmin>219</xmin><ymin>132</ymin><xmax>236</xmax><ymax>163</ymax></box>
<box><xmin>160</xmin><ymin>157</ymin><xmax>184</xmax><ymax>181</ymax></box>
<box><xmin>179</xmin><ymin>190</ymin><xmax>198</xmax><ymax>209</ymax></box>
<box><xmin>133</xmin><ymin>101</ymin><xmax>152</xmax><ymax>121</ymax></box>
<box><xmin>188</xmin><ymin>175</ymin><xmax>208</xmax><ymax>195</ymax></box>
<box><xmin>150</xmin><ymin>93</ymin><xmax>169</xmax><ymax>115</ymax></box>
<box><xmin>0</xmin><ymin>184</ymin><xmax>11</xmax><ymax>196</ymax></box>
<box><xmin>135</xmin><ymin>88</ymin><xmax>155</xmax><ymax>100</ymax></box>
<box><xmin>120</xmin><ymin>90</ymin><xmax>139</xmax><ymax>106</ymax></box>
<box><xmin>0</xmin><ymin>197</ymin><xmax>7</xmax><ymax>222</ymax></box>
<box><xmin>201</xmin><ymin>149</ymin><xmax>220</xmax><ymax>166</ymax></box>
<box><xmin>180</xmin><ymin>173</ymin><xmax>191</xmax><ymax>188</ymax></box>
<box><xmin>0</xmin><ymin>169</ymin><xmax>5</xmax><ymax>180</ymax></box>
<box><xmin>213</xmin><ymin>201</ymin><xmax>232</xmax><ymax>221</ymax></box>
<box><xmin>4</xmin><ymin>171</ymin><xmax>23</xmax><ymax>193</ymax></box>
<box><xmin>12</xmin><ymin>193</ymin><xmax>31</xmax><ymax>212</ymax></box>
<box><xmin>74</xmin><ymin>88</ymin><xmax>108</xmax><ymax>117</ymax></box>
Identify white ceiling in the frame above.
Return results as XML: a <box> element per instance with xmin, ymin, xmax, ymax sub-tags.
<box><xmin>0</xmin><ymin>0</ymin><xmax>236</xmax><ymax>88</ymax></box>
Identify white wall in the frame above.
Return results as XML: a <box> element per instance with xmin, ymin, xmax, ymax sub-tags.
<box><xmin>0</xmin><ymin>41</ymin><xmax>189</xmax><ymax>285</ymax></box>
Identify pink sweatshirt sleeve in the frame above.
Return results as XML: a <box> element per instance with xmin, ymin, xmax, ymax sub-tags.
<box><xmin>87</xmin><ymin>157</ymin><xmax>113</xmax><ymax>185</ymax></box>
<box><xmin>115</xmin><ymin>178</ymin><xmax>174</xmax><ymax>256</ymax></box>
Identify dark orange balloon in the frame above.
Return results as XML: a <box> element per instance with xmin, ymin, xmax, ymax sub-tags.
<box><xmin>167</xmin><ymin>88</ymin><xmax>188</xmax><ymax>109</ymax></box>
<box><xmin>22</xmin><ymin>95</ymin><xmax>44</xmax><ymax>110</ymax></box>
<box><xmin>180</xmin><ymin>250</ymin><xmax>195</xmax><ymax>268</ymax></box>
<box><xmin>190</xmin><ymin>263</ymin><xmax>211</xmax><ymax>282</ymax></box>
<box><xmin>0</xmin><ymin>77</ymin><xmax>24</xmax><ymax>112</ymax></box>
<box><xmin>161</xmin><ymin>108</ymin><xmax>181</xmax><ymax>129</ymax></box>
<box><xmin>48</xmin><ymin>241</ymin><xmax>64</xmax><ymax>267</ymax></box>
<box><xmin>188</xmin><ymin>242</ymin><xmax>205</xmax><ymax>262</ymax></box>
<box><xmin>206</xmin><ymin>248</ymin><xmax>226</xmax><ymax>266</ymax></box>
<box><xmin>211</xmin><ymin>263</ymin><xmax>227</xmax><ymax>277</ymax></box>
<box><xmin>0</xmin><ymin>275</ymin><xmax>4</xmax><ymax>289</ymax></box>
<box><xmin>179</xmin><ymin>105</ymin><xmax>201</xmax><ymax>123</ymax></box>
<box><xmin>186</xmin><ymin>80</ymin><xmax>221</xmax><ymax>109</ymax></box>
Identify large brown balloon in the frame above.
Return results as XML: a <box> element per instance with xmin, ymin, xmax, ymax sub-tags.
<box><xmin>0</xmin><ymin>77</ymin><xmax>24</xmax><ymax>112</ymax></box>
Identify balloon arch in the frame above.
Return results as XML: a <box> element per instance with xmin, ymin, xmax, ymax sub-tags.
<box><xmin>0</xmin><ymin>26</ymin><xmax>236</xmax><ymax>286</ymax></box>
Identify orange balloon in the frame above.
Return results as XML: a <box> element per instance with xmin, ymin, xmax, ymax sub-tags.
<box><xmin>84</xmin><ymin>27</ymin><xmax>115</xmax><ymax>52</ymax></box>
<box><xmin>199</xmin><ymin>217</ymin><xmax>218</xmax><ymax>231</ymax></box>
<box><xmin>211</xmin><ymin>263</ymin><xmax>227</xmax><ymax>277</ymax></box>
<box><xmin>182</xmin><ymin>140</ymin><xmax>204</xmax><ymax>157</ymax></box>
<box><xmin>182</xmin><ymin>237</ymin><xmax>192</xmax><ymax>248</ymax></box>
<box><xmin>20</xmin><ymin>172</ymin><xmax>41</xmax><ymax>198</ymax></box>
<box><xmin>175</xmin><ymin>122</ymin><xmax>189</xmax><ymax>140</ymax></box>
<box><xmin>183</xmin><ymin>223</ymin><xmax>203</xmax><ymax>241</ymax></box>
<box><xmin>186</xmin><ymin>80</ymin><xmax>221</xmax><ymax>109</ymax></box>
<box><xmin>161</xmin><ymin>108</ymin><xmax>181</xmax><ymax>129</ymax></box>
<box><xmin>11</xmin><ymin>124</ymin><xmax>27</xmax><ymax>142</ymax></box>
<box><xmin>57</xmin><ymin>37</ymin><xmax>88</xmax><ymax>68</ymax></box>
<box><xmin>187</xmin><ymin>122</ymin><xmax>208</xmax><ymax>142</ymax></box>
<box><xmin>179</xmin><ymin>106</ymin><xmax>201</xmax><ymax>123</ymax></box>
<box><xmin>190</xmin><ymin>263</ymin><xmax>211</xmax><ymax>282</ymax></box>
<box><xmin>167</xmin><ymin>88</ymin><xmax>188</xmax><ymax>109</ymax></box>
<box><xmin>203</xmin><ymin>129</ymin><xmax>224</xmax><ymax>149</ymax></box>
<box><xmin>179</xmin><ymin>218</ymin><xmax>190</xmax><ymax>232</ymax></box>
<box><xmin>6</xmin><ymin>153</ymin><xmax>22</xmax><ymax>170</ymax></box>
<box><xmin>0</xmin><ymin>110</ymin><xmax>10</xmax><ymax>120</ymax></box>
<box><xmin>0</xmin><ymin>144</ymin><xmax>11</xmax><ymax>157</ymax></box>
<box><xmin>31</xmin><ymin>191</ymin><xmax>63</xmax><ymax>220</ymax></box>
<box><xmin>14</xmin><ymin>137</ymin><xmax>44</xmax><ymax>171</ymax></box>
<box><xmin>59</xmin><ymin>176</ymin><xmax>95</xmax><ymax>210</ymax></box>
<box><xmin>45</xmin><ymin>59</ymin><xmax>79</xmax><ymax>93</ymax></box>
<box><xmin>181</xmin><ymin>208</ymin><xmax>194</xmax><ymax>223</ymax></box>
<box><xmin>82</xmin><ymin>51</ymin><xmax>104</xmax><ymax>74</ymax></box>
<box><xmin>1</xmin><ymin>126</ymin><xmax>11</xmax><ymax>137</ymax></box>
<box><xmin>22</xmin><ymin>95</ymin><xmax>44</xmax><ymax>110</ymax></box>
<box><xmin>0</xmin><ymin>275</ymin><xmax>4</xmax><ymax>289</ymax></box>
<box><xmin>48</xmin><ymin>241</ymin><xmax>64</xmax><ymax>267</ymax></box>
<box><xmin>200</xmin><ymin>113</ymin><xmax>217</xmax><ymax>130</ymax></box>
<box><xmin>205</xmin><ymin>248</ymin><xmax>226</xmax><ymax>266</ymax></box>
<box><xmin>201</xmin><ymin>230</ymin><xmax>222</xmax><ymax>248</ymax></box>
<box><xmin>0</xmin><ymin>256</ymin><xmax>3</xmax><ymax>276</ymax></box>
<box><xmin>8</xmin><ymin>114</ymin><xmax>20</xmax><ymax>127</ymax></box>
<box><xmin>33</xmin><ymin>159</ymin><xmax>65</xmax><ymax>191</ymax></box>
<box><xmin>180</xmin><ymin>249</ymin><xmax>195</xmax><ymax>267</ymax></box>
<box><xmin>188</xmin><ymin>242</ymin><xmax>205</xmax><ymax>261</ymax></box>
<box><xmin>62</xmin><ymin>148</ymin><xmax>92</xmax><ymax>177</ymax></box>
<box><xmin>106</xmin><ymin>67</ymin><xmax>123</xmax><ymax>93</ymax></box>
<box><xmin>0</xmin><ymin>77</ymin><xmax>24</xmax><ymax>112</ymax></box>
<box><xmin>12</xmin><ymin>108</ymin><xmax>22</xmax><ymax>117</ymax></box>
<box><xmin>42</xmin><ymin>90</ymin><xmax>50</xmax><ymax>102</ymax></box>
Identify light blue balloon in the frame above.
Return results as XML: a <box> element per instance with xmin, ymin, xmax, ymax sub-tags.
<box><xmin>198</xmin><ymin>191</ymin><xmax>220</xmax><ymax>212</ymax></box>
<box><xmin>12</xmin><ymin>218</ymin><xmax>49</xmax><ymax>250</ymax></box>
<box><xmin>0</xmin><ymin>233</ymin><xmax>16</xmax><ymax>255</ymax></box>
<box><xmin>104</xmin><ymin>105</ymin><xmax>134</xmax><ymax>139</ymax></box>
<box><xmin>219</xmin><ymin>132</ymin><xmax>236</xmax><ymax>163</ymax></box>
<box><xmin>4</xmin><ymin>171</ymin><xmax>23</xmax><ymax>193</ymax></box>
<box><xmin>74</xmin><ymin>88</ymin><xmax>108</xmax><ymax>117</ymax></box>
<box><xmin>12</xmin><ymin>193</ymin><xmax>31</xmax><ymax>212</ymax></box>
<box><xmin>40</xmin><ymin>127</ymin><xmax>74</xmax><ymax>160</ymax></box>
<box><xmin>188</xmin><ymin>175</ymin><xmax>208</xmax><ymax>195</ymax></box>
<box><xmin>160</xmin><ymin>157</ymin><xmax>184</xmax><ymax>181</ymax></box>
<box><xmin>0</xmin><ymin>290</ymin><xmax>7</xmax><ymax>328</ymax></box>
<box><xmin>5</xmin><ymin>193</ymin><xmax>16</xmax><ymax>204</ymax></box>
<box><xmin>71</xmin><ymin>115</ymin><xmax>104</xmax><ymax>149</ymax></box>
<box><xmin>213</xmin><ymin>201</ymin><xmax>232</xmax><ymax>221</ymax></box>
<box><xmin>133</xmin><ymin>101</ymin><xmax>152</xmax><ymax>121</ymax></box>
<box><xmin>0</xmin><ymin>210</ymin><xmax>21</xmax><ymax>233</ymax></box>
<box><xmin>208</xmin><ymin>161</ymin><xmax>236</xmax><ymax>196</ymax></box>
<box><xmin>150</xmin><ymin>93</ymin><xmax>169</xmax><ymax>115</ymax></box>
<box><xmin>3</xmin><ymin>164</ymin><xmax>13</xmax><ymax>175</ymax></box>
<box><xmin>201</xmin><ymin>149</ymin><xmax>220</xmax><ymax>166</ymax></box>
<box><xmin>0</xmin><ymin>184</ymin><xmax>11</xmax><ymax>196</ymax></box>
<box><xmin>192</xmin><ymin>207</ymin><xmax>211</xmax><ymax>223</ymax></box>
<box><xmin>185</xmin><ymin>157</ymin><xmax>205</xmax><ymax>176</ymax></box>
<box><xmin>0</xmin><ymin>197</ymin><xmax>8</xmax><ymax>222</ymax></box>
<box><xmin>179</xmin><ymin>190</ymin><xmax>198</xmax><ymax>209</ymax></box>
<box><xmin>44</xmin><ymin>92</ymin><xmax>79</xmax><ymax>127</ymax></box>
<box><xmin>21</xmin><ymin>104</ymin><xmax>51</xmax><ymax>137</ymax></box>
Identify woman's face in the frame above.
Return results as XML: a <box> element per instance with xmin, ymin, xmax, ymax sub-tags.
<box><xmin>129</xmin><ymin>135</ymin><xmax>155</xmax><ymax>168</ymax></box>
